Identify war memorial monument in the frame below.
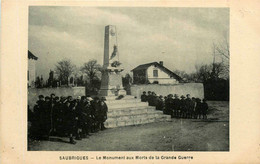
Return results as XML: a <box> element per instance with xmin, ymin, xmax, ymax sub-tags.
<box><xmin>99</xmin><ymin>25</ymin><xmax>171</xmax><ymax>128</ymax></box>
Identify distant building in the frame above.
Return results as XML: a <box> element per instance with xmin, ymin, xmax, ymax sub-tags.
<box><xmin>131</xmin><ymin>61</ymin><xmax>182</xmax><ymax>84</ymax></box>
<box><xmin>28</xmin><ymin>50</ymin><xmax>38</xmax><ymax>88</ymax></box>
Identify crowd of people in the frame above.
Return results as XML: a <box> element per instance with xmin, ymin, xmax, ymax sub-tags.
<box><xmin>28</xmin><ymin>94</ymin><xmax>108</xmax><ymax>144</ymax></box>
<box><xmin>28</xmin><ymin>91</ymin><xmax>209</xmax><ymax>144</ymax></box>
<box><xmin>141</xmin><ymin>91</ymin><xmax>209</xmax><ymax>119</ymax></box>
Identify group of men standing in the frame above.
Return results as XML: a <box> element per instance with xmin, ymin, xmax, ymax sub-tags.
<box><xmin>141</xmin><ymin>91</ymin><xmax>209</xmax><ymax>119</ymax></box>
<box><xmin>28</xmin><ymin>94</ymin><xmax>108</xmax><ymax>144</ymax></box>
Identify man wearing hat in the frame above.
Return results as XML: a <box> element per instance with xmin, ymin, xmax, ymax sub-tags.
<box><xmin>31</xmin><ymin>95</ymin><xmax>45</xmax><ymax>139</ymax></box>
<box><xmin>63</xmin><ymin>100</ymin><xmax>77</xmax><ymax>144</ymax></box>
<box><xmin>185</xmin><ymin>94</ymin><xmax>193</xmax><ymax>119</ymax></box>
<box><xmin>156</xmin><ymin>95</ymin><xmax>164</xmax><ymax>111</ymax></box>
<box><xmin>76</xmin><ymin>96</ymin><xmax>81</xmax><ymax>103</ymax></box>
<box><xmin>76</xmin><ymin>96</ymin><xmax>91</xmax><ymax>138</ymax></box>
<box><xmin>85</xmin><ymin>95</ymin><xmax>95</xmax><ymax>134</ymax></box>
<box><xmin>67</xmin><ymin>96</ymin><xmax>73</xmax><ymax>102</ymax></box>
<box><xmin>52</xmin><ymin>96</ymin><xmax>62</xmax><ymax>135</ymax></box>
<box><xmin>201</xmin><ymin>99</ymin><xmax>208</xmax><ymax>119</ymax></box>
<box><xmin>34</xmin><ymin>95</ymin><xmax>45</xmax><ymax>113</ymax></box>
<box><xmin>164</xmin><ymin>94</ymin><xmax>173</xmax><ymax>115</ymax></box>
<box><xmin>151</xmin><ymin>92</ymin><xmax>158</xmax><ymax>107</ymax></box>
<box><xmin>191</xmin><ymin>97</ymin><xmax>197</xmax><ymax>118</ymax></box>
<box><xmin>180</xmin><ymin>95</ymin><xmax>186</xmax><ymax>118</ymax></box>
<box><xmin>41</xmin><ymin>96</ymin><xmax>52</xmax><ymax>139</ymax></box>
<box><xmin>172</xmin><ymin>94</ymin><xmax>181</xmax><ymax>118</ymax></box>
<box><xmin>141</xmin><ymin>91</ymin><xmax>147</xmax><ymax>102</ymax></box>
<box><xmin>97</xmin><ymin>97</ymin><xmax>108</xmax><ymax>131</ymax></box>
<box><xmin>195</xmin><ymin>98</ymin><xmax>202</xmax><ymax>119</ymax></box>
<box><xmin>50</xmin><ymin>93</ymin><xmax>56</xmax><ymax>104</ymax></box>
<box><xmin>86</xmin><ymin>95</ymin><xmax>93</xmax><ymax>102</ymax></box>
<box><xmin>147</xmin><ymin>91</ymin><xmax>152</xmax><ymax>106</ymax></box>
<box><xmin>91</xmin><ymin>97</ymin><xmax>100</xmax><ymax>132</ymax></box>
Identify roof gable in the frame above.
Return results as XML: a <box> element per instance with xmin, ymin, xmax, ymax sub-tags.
<box><xmin>132</xmin><ymin>62</ymin><xmax>182</xmax><ymax>81</ymax></box>
<box><xmin>28</xmin><ymin>50</ymin><xmax>38</xmax><ymax>60</ymax></box>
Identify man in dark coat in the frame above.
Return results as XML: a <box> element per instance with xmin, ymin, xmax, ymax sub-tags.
<box><xmin>76</xmin><ymin>96</ymin><xmax>92</xmax><ymax>138</ymax></box>
<box><xmin>96</xmin><ymin>97</ymin><xmax>108</xmax><ymax>131</ymax></box>
<box><xmin>180</xmin><ymin>95</ymin><xmax>186</xmax><ymax>118</ymax></box>
<box><xmin>86</xmin><ymin>96</ymin><xmax>95</xmax><ymax>133</ymax></box>
<box><xmin>185</xmin><ymin>94</ymin><xmax>193</xmax><ymax>119</ymax></box>
<box><xmin>141</xmin><ymin>91</ymin><xmax>147</xmax><ymax>102</ymax></box>
<box><xmin>195</xmin><ymin>98</ymin><xmax>202</xmax><ymax>119</ymax></box>
<box><xmin>164</xmin><ymin>94</ymin><xmax>174</xmax><ymax>115</ymax></box>
<box><xmin>31</xmin><ymin>95</ymin><xmax>45</xmax><ymax>139</ymax></box>
<box><xmin>172</xmin><ymin>94</ymin><xmax>181</xmax><ymax>118</ymax></box>
<box><xmin>91</xmin><ymin>97</ymin><xmax>100</xmax><ymax>132</ymax></box>
<box><xmin>201</xmin><ymin>99</ymin><xmax>209</xmax><ymax>119</ymax></box>
<box><xmin>151</xmin><ymin>92</ymin><xmax>158</xmax><ymax>107</ymax></box>
<box><xmin>52</xmin><ymin>96</ymin><xmax>62</xmax><ymax>135</ymax></box>
<box><xmin>156</xmin><ymin>95</ymin><xmax>164</xmax><ymax>111</ymax></box>
<box><xmin>164</xmin><ymin>94</ymin><xmax>170</xmax><ymax>114</ymax></box>
<box><xmin>147</xmin><ymin>91</ymin><xmax>153</xmax><ymax>106</ymax></box>
<box><xmin>191</xmin><ymin>97</ymin><xmax>196</xmax><ymax>118</ymax></box>
<box><xmin>50</xmin><ymin>93</ymin><xmax>55</xmax><ymax>103</ymax></box>
<box><xmin>64</xmin><ymin>100</ymin><xmax>77</xmax><ymax>144</ymax></box>
<box><xmin>42</xmin><ymin>96</ymin><xmax>52</xmax><ymax>139</ymax></box>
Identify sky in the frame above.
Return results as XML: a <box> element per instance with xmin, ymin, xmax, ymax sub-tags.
<box><xmin>29</xmin><ymin>7</ymin><xmax>229</xmax><ymax>79</ymax></box>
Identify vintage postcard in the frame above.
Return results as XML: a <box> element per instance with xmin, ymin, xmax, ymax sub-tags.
<box><xmin>1</xmin><ymin>0</ymin><xmax>260</xmax><ymax>163</ymax></box>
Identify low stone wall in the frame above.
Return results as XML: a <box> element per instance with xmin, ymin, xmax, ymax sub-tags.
<box><xmin>28</xmin><ymin>87</ymin><xmax>85</xmax><ymax>108</ymax></box>
<box><xmin>130</xmin><ymin>83</ymin><xmax>204</xmax><ymax>99</ymax></box>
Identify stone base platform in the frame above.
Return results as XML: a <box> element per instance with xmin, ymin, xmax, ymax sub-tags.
<box><xmin>103</xmin><ymin>95</ymin><xmax>171</xmax><ymax>128</ymax></box>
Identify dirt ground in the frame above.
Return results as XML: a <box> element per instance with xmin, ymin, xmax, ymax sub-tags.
<box><xmin>28</xmin><ymin>101</ymin><xmax>229</xmax><ymax>151</ymax></box>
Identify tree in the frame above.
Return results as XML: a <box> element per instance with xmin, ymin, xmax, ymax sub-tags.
<box><xmin>55</xmin><ymin>59</ymin><xmax>75</xmax><ymax>86</ymax></box>
<box><xmin>81</xmin><ymin>60</ymin><xmax>102</xmax><ymax>86</ymax></box>
<box><xmin>212</xmin><ymin>38</ymin><xmax>230</xmax><ymax>80</ymax></box>
<box><xmin>215</xmin><ymin>38</ymin><xmax>230</xmax><ymax>61</ymax></box>
<box><xmin>173</xmin><ymin>69</ymin><xmax>191</xmax><ymax>82</ymax></box>
<box><xmin>122</xmin><ymin>73</ymin><xmax>132</xmax><ymax>86</ymax></box>
<box><xmin>196</xmin><ymin>64</ymin><xmax>212</xmax><ymax>82</ymax></box>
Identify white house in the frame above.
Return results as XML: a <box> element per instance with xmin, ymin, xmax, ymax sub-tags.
<box><xmin>132</xmin><ymin>61</ymin><xmax>182</xmax><ymax>84</ymax></box>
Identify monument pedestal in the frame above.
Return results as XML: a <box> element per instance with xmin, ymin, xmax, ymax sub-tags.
<box><xmin>98</xmin><ymin>67</ymin><xmax>126</xmax><ymax>97</ymax></box>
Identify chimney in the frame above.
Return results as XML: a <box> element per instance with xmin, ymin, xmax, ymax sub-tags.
<box><xmin>159</xmin><ymin>61</ymin><xmax>163</xmax><ymax>66</ymax></box>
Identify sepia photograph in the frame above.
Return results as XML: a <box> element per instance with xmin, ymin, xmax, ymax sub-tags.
<box><xmin>27</xmin><ymin>7</ymin><xmax>230</xmax><ymax>151</ymax></box>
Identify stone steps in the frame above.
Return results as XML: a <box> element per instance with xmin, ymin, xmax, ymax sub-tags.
<box><xmin>107</xmin><ymin>101</ymin><xmax>148</xmax><ymax>109</ymax></box>
<box><xmin>107</xmin><ymin>106</ymin><xmax>160</xmax><ymax>117</ymax></box>
<box><xmin>107</xmin><ymin>112</ymin><xmax>165</xmax><ymax>122</ymax></box>
<box><xmin>102</xmin><ymin>95</ymin><xmax>136</xmax><ymax>101</ymax></box>
<box><xmin>105</xmin><ymin>98</ymin><xmax>141</xmax><ymax>105</ymax></box>
<box><xmin>103</xmin><ymin>96</ymin><xmax>171</xmax><ymax>128</ymax></box>
<box><xmin>105</xmin><ymin>114</ymin><xmax>171</xmax><ymax>128</ymax></box>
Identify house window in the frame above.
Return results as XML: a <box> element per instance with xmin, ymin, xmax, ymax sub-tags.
<box><xmin>153</xmin><ymin>70</ymin><xmax>158</xmax><ymax>77</ymax></box>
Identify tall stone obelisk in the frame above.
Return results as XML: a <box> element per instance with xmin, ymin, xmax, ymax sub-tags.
<box><xmin>98</xmin><ymin>25</ymin><xmax>126</xmax><ymax>97</ymax></box>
